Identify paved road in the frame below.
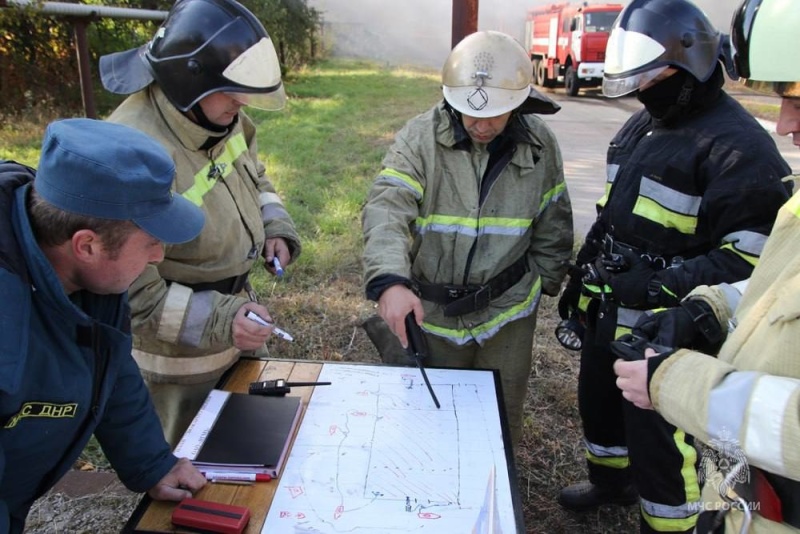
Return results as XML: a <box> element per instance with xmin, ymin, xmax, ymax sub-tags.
<box><xmin>539</xmin><ymin>88</ymin><xmax>800</xmax><ymax>238</ymax></box>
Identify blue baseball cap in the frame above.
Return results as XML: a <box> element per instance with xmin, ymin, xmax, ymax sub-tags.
<box><xmin>35</xmin><ymin>118</ymin><xmax>204</xmax><ymax>244</ymax></box>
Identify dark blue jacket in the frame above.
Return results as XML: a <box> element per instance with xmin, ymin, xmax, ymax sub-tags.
<box><xmin>0</xmin><ymin>162</ymin><xmax>176</xmax><ymax>533</ymax></box>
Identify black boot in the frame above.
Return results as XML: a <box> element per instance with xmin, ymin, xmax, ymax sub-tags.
<box><xmin>558</xmin><ymin>481</ymin><xmax>638</xmax><ymax>511</ymax></box>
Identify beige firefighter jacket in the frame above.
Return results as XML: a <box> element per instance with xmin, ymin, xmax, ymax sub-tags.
<box><xmin>651</xmin><ymin>190</ymin><xmax>800</xmax><ymax>533</ymax></box>
<box><xmin>108</xmin><ymin>86</ymin><xmax>301</xmax><ymax>383</ymax></box>
<box><xmin>362</xmin><ymin>102</ymin><xmax>573</xmax><ymax>346</ymax></box>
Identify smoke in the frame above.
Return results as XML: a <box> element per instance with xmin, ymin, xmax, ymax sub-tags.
<box><xmin>308</xmin><ymin>0</ymin><xmax>741</xmax><ymax>70</ymax></box>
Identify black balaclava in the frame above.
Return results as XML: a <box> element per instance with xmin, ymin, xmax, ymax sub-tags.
<box><xmin>636</xmin><ymin>63</ymin><xmax>725</xmax><ymax>125</ymax></box>
<box><xmin>188</xmin><ymin>101</ymin><xmax>238</xmax><ymax>150</ymax></box>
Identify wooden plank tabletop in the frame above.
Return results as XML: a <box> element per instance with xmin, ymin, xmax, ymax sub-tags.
<box><xmin>124</xmin><ymin>358</ymin><xmax>324</xmax><ymax>533</ymax></box>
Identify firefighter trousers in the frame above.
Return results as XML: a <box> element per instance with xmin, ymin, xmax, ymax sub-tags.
<box><xmin>425</xmin><ymin>313</ymin><xmax>536</xmax><ymax>450</ymax></box>
<box><xmin>578</xmin><ymin>299</ymin><xmax>701</xmax><ymax>533</ymax></box>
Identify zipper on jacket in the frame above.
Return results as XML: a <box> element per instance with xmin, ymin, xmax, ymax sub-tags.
<box><xmin>90</xmin><ymin>324</ymin><xmax>110</xmax><ymax>417</ymax></box>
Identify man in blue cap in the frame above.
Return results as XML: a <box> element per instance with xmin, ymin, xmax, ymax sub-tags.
<box><xmin>0</xmin><ymin>118</ymin><xmax>207</xmax><ymax>533</ymax></box>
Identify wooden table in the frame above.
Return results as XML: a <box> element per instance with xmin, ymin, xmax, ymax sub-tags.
<box><xmin>123</xmin><ymin>358</ymin><xmax>323</xmax><ymax>534</ymax></box>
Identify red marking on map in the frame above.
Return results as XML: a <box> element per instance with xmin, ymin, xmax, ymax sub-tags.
<box><xmin>334</xmin><ymin>505</ymin><xmax>344</xmax><ymax>519</ymax></box>
<box><xmin>418</xmin><ymin>512</ymin><xmax>441</xmax><ymax>520</ymax></box>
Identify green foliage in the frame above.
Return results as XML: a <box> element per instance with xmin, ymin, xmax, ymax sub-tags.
<box><xmin>246</xmin><ymin>59</ymin><xmax>441</xmax><ymax>281</ymax></box>
<box><xmin>243</xmin><ymin>0</ymin><xmax>322</xmax><ymax>70</ymax></box>
<box><xmin>0</xmin><ymin>0</ymin><xmax>323</xmax><ymax>117</ymax></box>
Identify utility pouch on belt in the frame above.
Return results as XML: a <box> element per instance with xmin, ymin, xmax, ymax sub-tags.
<box><xmin>415</xmin><ymin>256</ymin><xmax>528</xmax><ymax>317</ymax></box>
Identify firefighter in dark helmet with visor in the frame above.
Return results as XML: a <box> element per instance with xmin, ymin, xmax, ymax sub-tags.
<box><xmin>99</xmin><ymin>0</ymin><xmax>302</xmax><ymax>446</ymax></box>
<box><xmin>556</xmin><ymin>0</ymin><xmax>792</xmax><ymax>532</ymax></box>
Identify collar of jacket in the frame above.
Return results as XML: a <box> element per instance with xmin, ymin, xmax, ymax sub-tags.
<box><xmin>646</xmin><ymin>64</ymin><xmax>725</xmax><ymax>128</ymax></box>
<box><xmin>152</xmin><ymin>85</ymin><xmax>232</xmax><ymax>152</ymax></box>
<box><xmin>435</xmin><ymin>101</ymin><xmax>543</xmax><ymax>153</ymax></box>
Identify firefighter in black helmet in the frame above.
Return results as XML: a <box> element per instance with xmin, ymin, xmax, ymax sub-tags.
<box><xmin>614</xmin><ymin>1</ymin><xmax>800</xmax><ymax>532</ymax></box>
<box><xmin>99</xmin><ymin>0</ymin><xmax>302</xmax><ymax>447</ymax></box>
<box><xmin>556</xmin><ymin>0</ymin><xmax>792</xmax><ymax>532</ymax></box>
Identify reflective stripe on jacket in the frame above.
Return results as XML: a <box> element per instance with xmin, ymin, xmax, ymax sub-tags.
<box><xmin>652</xmin><ymin>190</ymin><xmax>800</xmax><ymax>532</ymax></box>
<box><xmin>585</xmin><ymin>91</ymin><xmax>791</xmax><ymax>301</ymax></box>
<box><xmin>108</xmin><ymin>86</ymin><xmax>301</xmax><ymax>376</ymax></box>
<box><xmin>362</xmin><ymin>102</ymin><xmax>573</xmax><ymax>346</ymax></box>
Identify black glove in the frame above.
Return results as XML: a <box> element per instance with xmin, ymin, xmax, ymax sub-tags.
<box><xmin>558</xmin><ymin>275</ymin><xmax>583</xmax><ymax>320</ymax></box>
<box><xmin>633</xmin><ymin>298</ymin><xmax>725</xmax><ymax>355</ymax></box>
<box><xmin>604</xmin><ymin>249</ymin><xmax>657</xmax><ymax>308</ymax></box>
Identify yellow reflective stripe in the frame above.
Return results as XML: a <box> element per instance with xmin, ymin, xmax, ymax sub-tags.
<box><xmin>539</xmin><ymin>181</ymin><xmax>567</xmax><ymax>212</ymax></box>
<box><xmin>578</xmin><ymin>294</ymin><xmax>591</xmax><ymax>312</ymax></box>
<box><xmin>640</xmin><ymin>428</ymin><xmax>699</xmax><ymax>531</ymax></box>
<box><xmin>585</xmin><ymin>449</ymin><xmax>630</xmax><ymax>469</ymax></box>
<box><xmin>720</xmin><ymin>242</ymin><xmax>758</xmax><ymax>267</ymax></box>
<box><xmin>416</xmin><ymin>214</ymin><xmax>532</xmax><ymax>236</ymax></box>
<box><xmin>661</xmin><ymin>285</ymin><xmax>678</xmax><ymax>300</ymax></box>
<box><xmin>786</xmin><ymin>191</ymin><xmax>800</xmax><ymax>218</ymax></box>
<box><xmin>422</xmin><ymin>278</ymin><xmax>541</xmax><ymax>344</ymax></box>
<box><xmin>583</xmin><ymin>283</ymin><xmax>612</xmax><ymax>295</ymax></box>
<box><xmin>479</xmin><ymin>216</ymin><xmax>532</xmax><ymax>231</ymax></box>
<box><xmin>182</xmin><ymin>133</ymin><xmax>249</xmax><ymax>206</ymax></box>
<box><xmin>597</xmin><ymin>182</ymin><xmax>612</xmax><ymax>208</ymax></box>
<box><xmin>677</xmin><ymin>429</ymin><xmax>700</xmax><ymax>502</ymax></box>
<box><xmin>380</xmin><ymin>168</ymin><xmax>423</xmax><ymax>197</ymax></box>
<box><xmin>417</xmin><ymin>213</ymin><xmax>476</xmax><ymax>231</ymax></box>
<box><xmin>614</xmin><ymin>326</ymin><xmax>632</xmax><ymax>340</ymax></box>
<box><xmin>633</xmin><ymin>197</ymin><xmax>697</xmax><ymax>234</ymax></box>
<box><xmin>641</xmin><ymin>512</ymin><xmax>698</xmax><ymax>532</ymax></box>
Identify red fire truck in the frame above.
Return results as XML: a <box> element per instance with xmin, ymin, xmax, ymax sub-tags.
<box><xmin>524</xmin><ymin>2</ymin><xmax>622</xmax><ymax>96</ymax></box>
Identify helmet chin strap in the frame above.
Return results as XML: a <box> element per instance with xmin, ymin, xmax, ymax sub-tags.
<box><xmin>187</xmin><ymin>102</ymin><xmax>232</xmax><ymax>134</ymax></box>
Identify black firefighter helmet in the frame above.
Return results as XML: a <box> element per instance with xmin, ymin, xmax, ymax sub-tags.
<box><xmin>99</xmin><ymin>0</ymin><xmax>285</xmax><ymax>112</ymax></box>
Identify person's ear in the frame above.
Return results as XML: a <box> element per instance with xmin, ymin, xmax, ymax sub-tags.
<box><xmin>70</xmin><ymin>229</ymin><xmax>102</xmax><ymax>263</ymax></box>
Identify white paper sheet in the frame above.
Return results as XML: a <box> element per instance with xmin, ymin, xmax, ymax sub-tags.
<box><xmin>262</xmin><ymin>363</ymin><xmax>517</xmax><ymax>533</ymax></box>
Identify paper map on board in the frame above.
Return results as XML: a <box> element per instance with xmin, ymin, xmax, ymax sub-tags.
<box><xmin>262</xmin><ymin>363</ymin><xmax>517</xmax><ymax>533</ymax></box>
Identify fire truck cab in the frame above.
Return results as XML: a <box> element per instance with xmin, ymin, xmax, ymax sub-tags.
<box><xmin>525</xmin><ymin>2</ymin><xmax>622</xmax><ymax>96</ymax></box>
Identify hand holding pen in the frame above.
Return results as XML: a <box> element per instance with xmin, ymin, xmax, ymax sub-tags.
<box><xmin>271</xmin><ymin>257</ymin><xmax>284</xmax><ymax>278</ymax></box>
<box><xmin>245</xmin><ymin>310</ymin><xmax>294</xmax><ymax>342</ymax></box>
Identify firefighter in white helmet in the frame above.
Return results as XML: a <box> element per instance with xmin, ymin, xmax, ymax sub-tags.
<box><xmin>362</xmin><ymin>30</ymin><xmax>574</xmax><ymax>447</ymax></box>
<box><xmin>615</xmin><ymin>0</ymin><xmax>800</xmax><ymax>532</ymax></box>
<box><xmin>556</xmin><ymin>0</ymin><xmax>792</xmax><ymax>532</ymax></box>
<box><xmin>99</xmin><ymin>0</ymin><xmax>302</xmax><ymax>446</ymax></box>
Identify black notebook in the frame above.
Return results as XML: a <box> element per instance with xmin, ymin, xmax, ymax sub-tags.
<box><xmin>173</xmin><ymin>389</ymin><xmax>303</xmax><ymax>478</ymax></box>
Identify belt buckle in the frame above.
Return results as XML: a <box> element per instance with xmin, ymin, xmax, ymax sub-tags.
<box><xmin>472</xmin><ymin>285</ymin><xmax>491</xmax><ymax>311</ymax></box>
<box><xmin>445</xmin><ymin>286</ymin><xmax>466</xmax><ymax>300</ymax></box>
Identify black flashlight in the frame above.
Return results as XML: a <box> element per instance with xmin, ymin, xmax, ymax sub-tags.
<box><xmin>555</xmin><ymin>311</ymin><xmax>585</xmax><ymax>351</ymax></box>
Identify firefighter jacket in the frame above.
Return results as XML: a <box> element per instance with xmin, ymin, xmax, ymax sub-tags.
<box><xmin>0</xmin><ymin>164</ymin><xmax>176</xmax><ymax>533</ymax></box>
<box><xmin>579</xmin><ymin>90</ymin><xmax>792</xmax><ymax>334</ymax></box>
<box><xmin>107</xmin><ymin>86</ymin><xmax>301</xmax><ymax>383</ymax></box>
<box><xmin>362</xmin><ymin>102</ymin><xmax>573</xmax><ymax>346</ymax></box>
<box><xmin>651</xmin><ymin>190</ymin><xmax>800</xmax><ymax>533</ymax></box>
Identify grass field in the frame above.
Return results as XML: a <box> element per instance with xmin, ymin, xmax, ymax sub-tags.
<box><xmin>13</xmin><ymin>59</ymin><xmax>782</xmax><ymax>533</ymax></box>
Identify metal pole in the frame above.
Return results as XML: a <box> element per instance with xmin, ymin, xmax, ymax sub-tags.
<box><xmin>71</xmin><ymin>18</ymin><xmax>96</xmax><ymax>119</ymax></box>
<box><xmin>451</xmin><ymin>0</ymin><xmax>479</xmax><ymax>49</ymax></box>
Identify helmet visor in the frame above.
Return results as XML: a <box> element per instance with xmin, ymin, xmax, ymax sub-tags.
<box><xmin>222</xmin><ymin>38</ymin><xmax>286</xmax><ymax>110</ymax></box>
<box><xmin>603</xmin><ymin>65</ymin><xmax>668</xmax><ymax>98</ymax></box>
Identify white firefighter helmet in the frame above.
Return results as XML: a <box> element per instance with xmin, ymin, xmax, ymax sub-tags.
<box><xmin>602</xmin><ymin>0</ymin><xmax>722</xmax><ymax>98</ymax></box>
<box><xmin>442</xmin><ymin>31</ymin><xmax>535</xmax><ymax>118</ymax></box>
<box><xmin>731</xmin><ymin>0</ymin><xmax>800</xmax><ymax>97</ymax></box>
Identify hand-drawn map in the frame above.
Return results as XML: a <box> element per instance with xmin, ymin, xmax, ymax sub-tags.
<box><xmin>262</xmin><ymin>363</ymin><xmax>519</xmax><ymax>533</ymax></box>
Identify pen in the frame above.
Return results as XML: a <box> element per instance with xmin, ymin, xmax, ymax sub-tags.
<box><xmin>202</xmin><ymin>471</ymin><xmax>272</xmax><ymax>482</ymax></box>
<box><xmin>245</xmin><ymin>310</ymin><xmax>294</xmax><ymax>342</ymax></box>
<box><xmin>272</xmin><ymin>257</ymin><xmax>284</xmax><ymax>277</ymax></box>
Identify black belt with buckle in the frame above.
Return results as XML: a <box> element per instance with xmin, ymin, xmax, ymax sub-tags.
<box><xmin>167</xmin><ymin>271</ymin><xmax>250</xmax><ymax>295</ymax></box>
<box><xmin>414</xmin><ymin>255</ymin><xmax>529</xmax><ymax>317</ymax></box>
